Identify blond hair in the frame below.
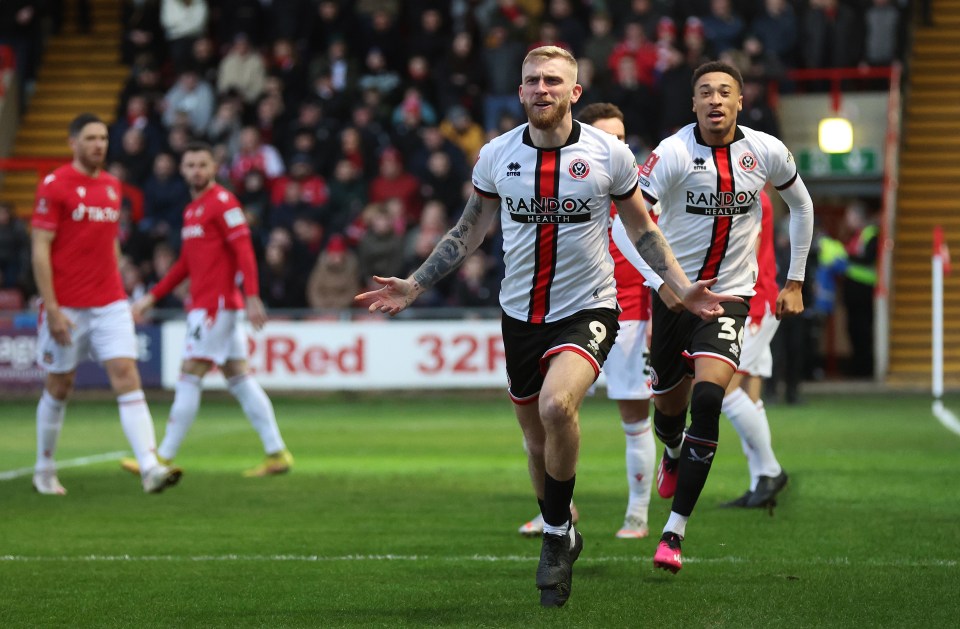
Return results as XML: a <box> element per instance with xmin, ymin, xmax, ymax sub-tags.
<box><xmin>522</xmin><ymin>45</ymin><xmax>578</xmax><ymax>80</ymax></box>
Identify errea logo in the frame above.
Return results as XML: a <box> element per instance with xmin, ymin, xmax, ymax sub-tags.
<box><xmin>693</xmin><ymin>157</ymin><xmax>707</xmax><ymax>171</ymax></box>
<box><xmin>506</xmin><ymin>162</ymin><xmax>521</xmax><ymax>177</ymax></box>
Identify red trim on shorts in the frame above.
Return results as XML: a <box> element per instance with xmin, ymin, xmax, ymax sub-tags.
<box><xmin>540</xmin><ymin>343</ymin><xmax>601</xmax><ymax>379</ymax></box>
<box><xmin>528</xmin><ymin>149</ymin><xmax>560</xmax><ymax>324</ymax></box>
<box><xmin>684</xmin><ymin>350</ymin><xmax>739</xmax><ymax>371</ymax></box>
<box><xmin>697</xmin><ymin>147</ymin><xmax>734</xmax><ymax>281</ymax></box>
<box><xmin>509</xmin><ymin>390</ymin><xmax>540</xmax><ymax>405</ymax></box>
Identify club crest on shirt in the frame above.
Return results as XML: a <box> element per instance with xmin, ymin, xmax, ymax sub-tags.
<box><xmin>739</xmin><ymin>152</ymin><xmax>758</xmax><ymax>172</ymax></box>
<box><xmin>107</xmin><ymin>186</ymin><xmax>118</xmax><ymax>201</ymax></box>
<box><xmin>568</xmin><ymin>159</ymin><xmax>590</xmax><ymax>179</ymax></box>
<box><xmin>76</xmin><ymin>186</ymin><xmax>86</xmax><ymax>199</ymax></box>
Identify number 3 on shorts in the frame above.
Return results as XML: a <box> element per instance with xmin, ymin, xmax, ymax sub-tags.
<box><xmin>717</xmin><ymin>316</ymin><xmax>744</xmax><ymax>345</ymax></box>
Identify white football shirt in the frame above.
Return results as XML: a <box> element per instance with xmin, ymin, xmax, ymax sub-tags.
<box><xmin>638</xmin><ymin>123</ymin><xmax>799</xmax><ymax>296</ymax></box>
<box><xmin>473</xmin><ymin>121</ymin><xmax>639</xmax><ymax>323</ymax></box>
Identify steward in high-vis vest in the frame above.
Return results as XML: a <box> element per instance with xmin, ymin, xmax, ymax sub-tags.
<box><xmin>842</xmin><ymin>204</ymin><xmax>878</xmax><ymax>377</ymax></box>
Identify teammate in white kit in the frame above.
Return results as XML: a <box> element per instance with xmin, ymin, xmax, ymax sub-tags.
<box><xmin>518</xmin><ymin>102</ymin><xmax>656</xmax><ymax>540</ymax></box>
<box><xmin>721</xmin><ymin>189</ymin><xmax>788</xmax><ymax>509</ymax></box>
<box><xmin>30</xmin><ymin>113</ymin><xmax>182</xmax><ymax>495</ymax></box>
<box><xmin>120</xmin><ymin>142</ymin><xmax>293</xmax><ymax>478</ymax></box>
<box><xmin>611</xmin><ymin>61</ymin><xmax>814</xmax><ymax>573</ymax></box>
<box><xmin>357</xmin><ymin>47</ymin><xmax>737</xmax><ymax>607</ymax></box>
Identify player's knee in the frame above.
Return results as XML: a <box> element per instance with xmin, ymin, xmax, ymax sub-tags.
<box><xmin>45</xmin><ymin>373</ymin><xmax>75</xmax><ymax>400</ymax></box>
<box><xmin>538</xmin><ymin>391</ymin><xmax>578</xmax><ymax>430</ymax></box>
<box><xmin>105</xmin><ymin>358</ymin><xmax>142</xmax><ymax>395</ymax></box>
<box><xmin>689</xmin><ymin>381</ymin><xmax>725</xmax><ymax>437</ymax></box>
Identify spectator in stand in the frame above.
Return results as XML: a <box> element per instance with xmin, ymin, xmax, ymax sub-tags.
<box><xmin>544</xmin><ymin>0</ymin><xmax>587</xmax><ymax>57</ymax></box>
<box><xmin>739</xmin><ymin>34</ymin><xmax>787</xmax><ymax>82</ymax></box>
<box><xmin>741</xmin><ymin>79</ymin><xmax>781</xmax><ymax>138</ymax></box>
<box><xmin>115</xmin><ymin>127</ymin><xmax>155</xmax><ymax>187</ymax></box>
<box><xmin>120</xmin><ymin>255</ymin><xmax>148</xmax><ymax>302</ymax></box>
<box><xmin>217</xmin><ymin>33</ymin><xmax>266</xmax><ymax>105</ymax></box>
<box><xmin>433</xmin><ymin>30</ymin><xmax>485</xmax><ymax>119</ymax></box>
<box><xmin>269</xmin><ymin>179</ymin><xmax>311</xmax><ymax>232</ymax></box>
<box><xmin>349</xmin><ymin>105</ymin><xmax>391</xmax><ymax>166</ymax></box>
<box><xmin>613</xmin><ymin>0</ymin><xmax>663</xmax><ymax>41</ymax></box>
<box><xmin>186</xmin><ymin>36</ymin><xmax>219</xmax><ymax>85</ymax></box>
<box><xmin>480</xmin><ymin>24</ymin><xmax>527</xmax><ymax>132</ymax></box>
<box><xmin>359</xmin><ymin>8</ymin><xmax>402</xmax><ymax>70</ymax></box>
<box><xmin>581</xmin><ymin>12</ymin><xmax>616</xmax><ymax>92</ymax></box>
<box><xmin>252</xmin><ymin>94</ymin><xmax>286</xmax><ymax>147</ymax></box>
<box><xmin>142</xmin><ymin>152</ymin><xmax>190</xmax><ymax>244</ymax></box>
<box><xmin>230</xmin><ymin>126</ymin><xmax>285</xmax><ymax>190</ymax></box>
<box><xmin>161</xmin><ymin>69</ymin><xmax>216</xmax><ymax>134</ymax></box>
<box><xmin>356</xmin><ymin>203</ymin><xmax>405</xmax><ymax>289</ymax></box>
<box><xmin>308</xmin><ymin>37</ymin><xmax>358</xmax><ymax>109</ymax></box>
<box><xmin>406</xmin><ymin>8</ymin><xmax>449</xmax><ymax>61</ymax></box>
<box><xmin>801</xmin><ymin>0</ymin><xmax>860</xmax><ymax>73</ymax></box>
<box><xmin>270</xmin><ymin>155</ymin><xmax>329</xmax><ymax>212</ymax></box>
<box><xmin>281</xmin><ymin>98</ymin><xmax>339</xmax><ymax>167</ymax></box>
<box><xmin>117</xmin><ymin>61</ymin><xmax>165</xmax><ymax>121</ymax></box>
<box><xmin>206</xmin><ymin>97</ymin><xmax>244</xmax><ymax>156</ymax></box>
<box><xmin>269</xmin><ymin>37</ymin><xmax>307</xmax><ymax>107</ymax></box>
<box><xmin>391</xmin><ymin>88</ymin><xmax>437</xmax><ymax>157</ymax></box>
<box><xmin>608</xmin><ymin>55</ymin><xmax>657</xmax><ymax>148</ymax></box>
<box><xmin>237</xmin><ymin>169</ymin><xmax>271</xmax><ymax>234</ymax></box>
<box><xmin>335</xmin><ymin>126</ymin><xmax>373</xmax><ymax>181</ymax></box>
<box><xmin>160</xmin><ymin>0</ymin><xmax>208</xmax><ymax>73</ymax></box>
<box><xmin>530</xmin><ymin>21</ymin><xmax>573</xmax><ymax>56</ymax></box>
<box><xmin>259</xmin><ymin>231</ymin><xmax>307</xmax><ymax>308</ymax></box>
<box><xmin>324</xmin><ymin>159</ymin><xmax>368</xmax><ymax>236</ymax></box>
<box><xmin>357</xmin><ymin>47</ymin><xmax>402</xmax><ymax>105</ymax></box>
<box><xmin>451</xmin><ymin>251</ymin><xmax>500</xmax><ymax>309</ymax></box>
<box><xmin>291</xmin><ymin>214</ymin><xmax>326</xmax><ymax>269</ymax></box>
<box><xmin>121</xmin><ymin>0</ymin><xmax>163</xmax><ymax>66</ymax></box>
<box><xmin>702</xmin><ymin>0</ymin><xmax>745</xmax><ymax>55</ymax></box>
<box><xmin>411</xmin><ymin>124</ymin><xmax>469</xmax><ymax>185</ymax></box>
<box><xmin>0</xmin><ymin>201</ymin><xmax>30</xmax><ymax>292</ymax></box>
<box><xmin>106</xmin><ymin>161</ymin><xmax>146</xmax><ymax>224</ymax></box>
<box><xmin>862</xmin><ymin>0</ymin><xmax>902</xmax><ymax>67</ymax></box>
<box><xmin>368</xmin><ymin>147</ymin><xmax>422</xmax><ymax>227</ymax></box>
<box><xmin>399</xmin><ymin>199</ymin><xmax>450</xmax><ymax>306</ymax></box>
<box><xmin>418</xmin><ymin>152</ymin><xmax>466</xmax><ymax>217</ymax></box>
<box><xmin>308</xmin><ymin>0</ymin><xmax>361</xmax><ymax>58</ymax></box>
<box><xmin>306</xmin><ymin>234</ymin><xmax>361</xmax><ymax>311</ymax></box>
<box><xmin>0</xmin><ymin>0</ymin><xmax>43</xmax><ymax>111</ymax></box>
<box><xmin>164</xmin><ymin>123</ymin><xmax>194</xmax><ymax>160</ymax></box>
<box><xmin>213</xmin><ymin>0</ymin><xmax>265</xmax><ymax>46</ymax></box>
<box><xmin>656</xmin><ymin>44</ymin><xmax>697</xmax><ymax>138</ymax></box>
<box><xmin>439</xmin><ymin>105</ymin><xmax>485</xmax><ymax>166</ymax></box>
<box><xmin>404</xmin><ymin>55</ymin><xmax>440</xmax><ymax>116</ymax></box>
<box><xmin>109</xmin><ymin>94</ymin><xmax>165</xmax><ymax>160</ymax></box>
<box><xmin>682</xmin><ymin>17</ymin><xmax>711</xmax><ymax>68</ymax></box>
<box><xmin>608</xmin><ymin>21</ymin><xmax>658</xmax><ymax>93</ymax></box>
<box><xmin>749</xmin><ymin>0</ymin><xmax>798</xmax><ymax>69</ymax></box>
<box><xmin>146</xmin><ymin>241</ymin><xmax>187</xmax><ymax>309</ymax></box>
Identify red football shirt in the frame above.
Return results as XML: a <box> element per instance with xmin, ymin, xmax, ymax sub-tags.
<box><xmin>609</xmin><ymin>204</ymin><xmax>651</xmax><ymax>321</ymax></box>
<box><xmin>31</xmin><ymin>164</ymin><xmax>127</xmax><ymax>308</ymax></box>
<box><xmin>151</xmin><ymin>184</ymin><xmax>259</xmax><ymax>312</ymax></box>
<box><xmin>750</xmin><ymin>190</ymin><xmax>779</xmax><ymax>320</ymax></box>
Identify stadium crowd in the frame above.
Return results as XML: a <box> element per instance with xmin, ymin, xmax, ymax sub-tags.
<box><xmin>0</xmin><ymin>0</ymin><xmax>902</xmax><ymax>318</ymax></box>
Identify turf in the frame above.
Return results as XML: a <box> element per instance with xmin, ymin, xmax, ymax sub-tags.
<box><xmin>1</xmin><ymin>392</ymin><xmax>958</xmax><ymax>628</ymax></box>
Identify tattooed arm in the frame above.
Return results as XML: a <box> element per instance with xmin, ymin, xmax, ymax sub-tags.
<box><xmin>356</xmin><ymin>192</ymin><xmax>501</xmax><ymax>315</ymax></box>
<box><xmin>615</xmin><ymin>192</ymin><xmax>742</xmax><ymax>320</ymax></box>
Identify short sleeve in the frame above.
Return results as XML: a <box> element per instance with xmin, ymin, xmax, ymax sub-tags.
<box><xmin>766</xmin><ymin>136</ymin><xmax>798</xmax><ymax>190</ymax></box>
<box><xmin>637</xmin><ymin>142</ymin><xmax>672</xmax><ymax>205</ymax></box>
<box><xmin>471</xmin><ymin>142</ymin><xmax>499</xmax><ymax>199</ymax></box>
<box><xmin>31</xmin><ymin>173</ymin><xmax>62</xmax><ymax>232</ymax></box>
<box><xmin>609</xmin><ymin>141</ymin><xmax>639</xmax><ymax>200</ymax></box>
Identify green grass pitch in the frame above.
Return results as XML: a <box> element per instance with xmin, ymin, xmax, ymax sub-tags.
<box><xmin>1</xmin><ymin>391</ymin><xmax>959</xmax><ymax>628</ymax></box>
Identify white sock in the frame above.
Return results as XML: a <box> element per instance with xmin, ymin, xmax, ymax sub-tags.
<box><xmin>543</xmin><ymin>520</ymin><xmax>571</xmax><ymax>539</ymax></box>
<box><xmin>664</xmin><ymin>511</ymin><xmax>688</xmax><ymax>538</ymax></box>
<box><xmin>228</xmin><ymin>374</ymin><xmax>285</xmax><ymax>454</ymax></box>
<box><xmin>754</xmin><ymin>401</ymin><xmax>783</xmax><ymax>480</ymax></box>
<box><xmin>158</xmin><ymin>374</ymin><xmax>202</xmax><ymax>461</ymax></box>
<box><xmin>35</xmin><ymin>390</ymin><xmax>66</xmax><ymax>472</ymax></box>
<box><xmin>722</xmin><ymin>389</ymin><xmax>782</xmax><ymax>490</ymax></box>
<box><xmin>117</xmin><ymin>390</ymin><xmax>160</xmax><ymax>475</ymax></box>
<box><xmin>623</xmin><ymin>418</ymin><xmax>655</xmax><ymax>521</ymax></box>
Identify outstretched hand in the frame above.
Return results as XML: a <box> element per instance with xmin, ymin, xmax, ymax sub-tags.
<box><xmin>681</xmin><ymin>277</ymin><xmax>744</xmax><ymax>320</ymax></box>
<box><xmin>355</xmin><ymin>276</ymin><xmax>419</xmax><ymax>316</ymax></box>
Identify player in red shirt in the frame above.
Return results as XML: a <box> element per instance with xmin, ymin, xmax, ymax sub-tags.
<box><xmin>121</xmin><ymin>142</ymin><xmax>292</xmax><ymax>478</ymax></box>
<box><xmin>720</xmin><ymin>189</ymin><xmax>788</xmax><ymax>508</ymax></box>
<box><xmin>30</xmin><ymin>113</ymin><xmax>182</xmax><ymax>495</ymax></box>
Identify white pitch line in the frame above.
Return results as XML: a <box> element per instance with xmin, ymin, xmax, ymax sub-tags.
<box><xmin>933</xmin><ymin>400</ymin><xmax>960</xmax><ymax>437</ymax></box>
<box><xmin>0</xmin><ymin>554</ymin><xmax>955</xmax><ymax>568</ymax></box>
<box><xmin>0</xmin><ymin>451</ymin><xmax>128</xmax><ymax>481</ymax></box>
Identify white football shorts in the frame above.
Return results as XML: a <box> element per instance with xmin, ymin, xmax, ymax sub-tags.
<box><xmin>602</xmin><ymin>319</ymin><xmax>652</xmax><ymax>400</ymax></box>
<box><xmin>737</xmin><ymin>311</ymin><xmax>780</xmax><ymax>378</ymax></box>
<box><xmin>36</xmin><ymin>299</ymin><xmax>138</xmax><ymax>373</ymax></box>
<box><xmin>183</xmin><ymin>308</ymin><xmax>248</xmax><ymax>365</ymax></box>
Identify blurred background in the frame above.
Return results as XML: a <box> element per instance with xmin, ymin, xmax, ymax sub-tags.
<box><xmin>0</xmin><ymin>0</ymin><xmax>955</xmax><ymax>398</ymax></box>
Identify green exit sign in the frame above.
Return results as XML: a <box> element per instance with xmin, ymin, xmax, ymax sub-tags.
<box><xmin>796</xmin><ymin>148</ymin><xmax>880</xmax><ymax>177</ymax></box>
